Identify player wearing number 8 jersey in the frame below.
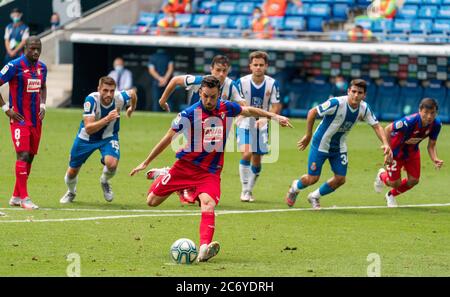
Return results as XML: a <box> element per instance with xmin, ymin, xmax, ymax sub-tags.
<box><xmin>285</xmin><ymin>79</ymin><xmax>392</xmax><ymax>209</ymax></box>
<box><xmin>130</xmin><ymin>75</ymin><xmax>292</xmax><ymax>262</ymax></box>
<box><xmin>373</xmin><ymin>98</ymin><xmax>443</xmax><ymax>207</ymax></box>
<box><xmin>0</xmin><ymin>36</ymin><xmax>47</xmax><ymax>210</ymax></box>
<box><xmin>59</xmin><ymin>76</ymin><xmax>137</xmax><ymax>204</ymax></box>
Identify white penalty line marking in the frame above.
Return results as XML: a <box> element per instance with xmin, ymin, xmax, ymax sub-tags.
<box><xmin>0</xmin><ymin>202</ymin><xmax>449</xmax><ymax>223</ymax></box>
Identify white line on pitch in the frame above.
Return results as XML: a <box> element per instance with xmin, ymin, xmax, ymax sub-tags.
<box><xmin>0</xmin><ymin>202</ymin><xmax>449</xmax><ymax>223</ymax></box>
<box><xmin>0</xmin><ymin>207</ymin><xmax>199</xmax><ymax>213</ymax></box>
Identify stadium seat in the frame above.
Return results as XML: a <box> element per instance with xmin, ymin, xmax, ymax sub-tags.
<box><xmin>397</xmin><ymin>5</ymin><xmax>419</xmax><ymax>19</ymax></box>
<box><xmin>355</xmin><ymin>0</ymin><xmax>372</xmax><ymax>8</ymax></box>
<box><xmin>418</xmin><ymin>6</ymin><xmax>439</xmax><ymax>19</ymax></box>
<box><xmin>332</xmin><ymin>4</ymin><xmax>350</xmax><ymax>22</ymax></box>
<box><xmin>286</xmin><ymin>3</ymin><xmax>310</xmax><ymax>16</ymax></box>
<box><xmin>227</xmin><ymin>15</ymin><xmax>250</xmax><ymax>30</ymax></box>
<box><xmin>190</xmin><ymin>14</ymin><xmax>211</xmax><ymax>28</ymax></box>
<box><xmin>427</xmin><ymin>33</ymin><xmax>449</xmax><ymax>43</ymax></box>
<box><xmin>176</xmin><ymin>14</ymin><xmax>192</xmax><ymax>27</ymax></box>
<box><xmin>136</xmin><ymin>12</ymin><xmax>157</xmax><ymax>27</ymax></box>
<box><xmin>283</xmin><ymin>16</ymin><xmax>306</xmax><ymax>31</ymax></box>
<box><xmin>376</xmin><ymin>79</ymin><xmax>402</xmax><ymax>121</ymax></box>
<box><xmin>269</xmin><ymin>16</ymin><xmax>285</xmax><ymax>32</ymax></box>
<box><xmin>412</xmin><ymin>19</ymin><xmax>433</xmax><ymax>34</ymax></box>
<box><xmin>400</xmin><ymin>80</ymin><xmax>424</xmax><ymax>116</ymax></box>
<box><xmin>208</xmin><ymin>14</ymin><xmax>229</xmax><ymax>28</ymax></box>
<box><xmin>432</xmin><ymin>19</ymin><xmax>450</xmax><ymax>33</ymax></box>
<box><xmin>404</xmin><ymin>0</ymin><xmax>421</xmax><ymax>4</ymax></box>
<box><xmin>422</xmin><ymin>0</ymin><xmax>442</xmax><ymax>4</ymax></box>
<box><xmin>437</xmin><ymin>6</ymin><xmax>450</xmax><ymax>18</ymax></box>
<box><xmin>309</xmin><ymin>4</ymin><xmax>331</xmax><ymax>19</ymax></box>
<box><xmin>392</xmin><ymin>19</ymin><xmax>413</xmax><ymax>33</ymax></box>
<box><xmin>372</xmin><ymin>19</ymin><xmax>393</xmax><ymax>33</ymax></box>
<box><xmin>307</xmin><ymin>17</ymin><xmax>325</xmax><ymax>32</ymax></box>
<box><xmin>355</xmin><ymin>18</ymin><xmax>373</xmax><ymax>30</ymax></box>
<box><xmin>199</xmin><ymin>1</ymin><xmax>218</xmax><ymax>13</ymax></box>
<box><xmin>217</xmin><ymin>2</ymin><xmax>237</xmax><ymax>14</ymax></box>
<box><xmin>236</xmin><ymin>2</ymin><xmax>256</xmax><ymax>15</ymax></box>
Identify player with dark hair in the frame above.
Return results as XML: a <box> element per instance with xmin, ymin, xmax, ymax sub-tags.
<box><xmin>374</xmin><ymin>98</ymin><xmax>443</xmax><ymax>207</ymax></box>
<box><xmin>130</xmin><ymin>75</ymin><xmax>292</xmax><ymax>262</ymax></box>
<box><xmin>59</xmin><ymin>76</ymin><xmax>137</xmax><ymax>204</ymax></box>
<box><xmin>0</xmin><ymin>36</ymin><xmax>46</xmax><ymax>210</ymax></box>
<box><xmin>285</xmin><ymin>79</ymin><xmax>392</xmax><ymax>209</ymax></box>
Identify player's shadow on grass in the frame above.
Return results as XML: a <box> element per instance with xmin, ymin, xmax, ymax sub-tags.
<box><xmin>66</xmin><ymin>200</ymin><xmax>148</xmax><ymax>210</ymax></box>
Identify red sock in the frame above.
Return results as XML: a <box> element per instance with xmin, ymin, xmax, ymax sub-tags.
<box><xmin>380</xmin><ymin>171</ymin><xmax>389</xmax><ymax>185</ymax></box>
<box><xmin>199</xmin><ymin>212</ymin><xmax>215</xmax><ymax>246</ymax></box>
<box><xmin>15</xmin><ymin>160</ymin><xmax>29</xmax><ymax>199</ymax></box>
<box><xmin>13</xmin><ymin>181</ymin><xmax>20</xmax><ymax>197</ymax></box>
<box><xmin>390</xmin><ymin>178</ymin><xmax>414</xmax><ymax>197</ymax></box>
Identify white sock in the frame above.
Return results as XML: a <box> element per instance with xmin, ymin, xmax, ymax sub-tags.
<box><xmin>239</xmin><ymin>163</ymin><xmax>251</xmax><ymax>193</ymax></box>
<box><xmin>100</xmin><ymin>166</ymin><xmax>116</xmax><ymax>183</ymax></box>
<box><xmin>310</xmin><ymin>188</ymin><xmax>321</xmax><ymax>199</ymax></box>
<box><xmin>248</xmin><ymin>171</ymin><xmax>258</xmax><ymax>193</ymax></box>
<box><xmin>65</xmin><ymin>174</ymin><xmax>78</xmax><ymax>194</ymax></box>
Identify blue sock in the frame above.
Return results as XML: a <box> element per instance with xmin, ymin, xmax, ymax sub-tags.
<box><xmin>251</xmin><ymin>165</ymin><xmax>261</xmax><ymax>175</ymax></box>
<box><xmin>319</xmin><ymin>183</ymin><xmax>335</xmax><ymax>196</ymax></box>
<box><xmin>296</xmin><ymin>179</ymin><xmax>306</xmax><ymax>190</ymax></box>
<box><xmin>240</xmin><ymin>159</ymin><xmax>251</xmax><ymax>166</ymax></box>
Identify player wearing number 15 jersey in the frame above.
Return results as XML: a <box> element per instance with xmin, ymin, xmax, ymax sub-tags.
<box><xmin>373</xmin><ymin>98</ymin><xmax>443</xmax><ymax>207</ymax></box>
<box><xmin>285</xmin><ymin>79</ymin><xmax>392</xmax><ymax>209</ymax></box>
<box><xmin>59</xmin><ymin>76</ymin><xmax>137</xmax><ymax>204</ymax></box>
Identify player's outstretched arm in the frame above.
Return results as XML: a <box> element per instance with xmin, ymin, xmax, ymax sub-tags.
<box><xmin>372</xmin><ymin>123</ymin><xmax>393</xmax><ymax>164</ymax></box>
<box><xmin>130</xmin><ymin>128</ymin><xmax>177</xmax><ymax>176</ymax></box>
<box><xmin>427</xmin><ymin>139</ymin><xmax>444</xmax><ymax>169</ymax></box>
<box><xmin>158</xmin><ymin>75</ymin><xmax>185</xmax><ymax>112</ymax></box>
<box><xmin>240</xmin><ymin>106</ymin><xmax>292</xmax><ymax>128</ymax></box>
<box><xmin>297</xmin><ymin>107</ymin><xmax>317</xmax><ymax>151</ymax></box>
<box><xmin>126</xmin><ymin>88</ymin><xmax>138</xmax><ymax>118</ymax></box>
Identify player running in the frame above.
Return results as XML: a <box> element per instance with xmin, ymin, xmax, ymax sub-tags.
<box><xmin>130</xmin><ymin>76</ymin><xmax>292</xmax><ymax>262</ymax></box>
<box><xmin>157</xmin><ymin>54</ymin><xmax>245</xmax><ymax>111</ymax></box>
<box><xmin>59</xmin><ymin>76</ymin><xmax>137</xmax><ymax>204</ymax></box>
<box><xmin>236</xmin><ymin>51</ymin><xmax>281</xmax><ymax>202</ymax></box>
<box><xmin>373</xmin><ymin>98</ymin><xmax>443</xmax><ymax>207</ymax></box>
<box><xmin>0</xmin><ymin>36</ymin><xmax>47</xmax><ymax>210</ymax></box>
<box><xmin>285</xmin><ymin>79</ymin><xmax>392</xmax><ymax>209</ymax></box>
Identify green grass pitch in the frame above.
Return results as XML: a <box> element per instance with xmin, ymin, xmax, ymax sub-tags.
<box><xmin>1</xmin><ymin>108</ymin><xmax>449</xmax><ymax>276</ymax></box>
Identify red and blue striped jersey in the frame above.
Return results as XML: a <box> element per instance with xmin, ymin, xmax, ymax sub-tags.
<box><xmin>390</xmin><ymin>113</ymin><xmax>441</xmax><ymax>160</ymax></box>
<box><xmin>0</xmin><ymin>55</ymin><xmax>47</xmax><ymax>127</ymax></box>
<box><xmin>171</xmin><ymin>99</ymin><xmax>242</xmax><ymax>175</ymax></box>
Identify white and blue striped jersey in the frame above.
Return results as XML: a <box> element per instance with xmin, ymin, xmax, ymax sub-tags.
<box><xmin>183</xmin><ymin>75</ymin><xmax>244</xmax><ymax>105</ymax></box>
<box><xmin>77</xmin><ymin>90</ymin><xmax>131</xmax><ymax>142</ymax></box>
<box><xmin>312</xmin><ymin>96</ymin><xmax>378</xmax><ymax>154</ymax></box>
<box><xmin>236</xmin><ymin>74</ymin><xmax>280</xmax><ymax>129</ymax></box>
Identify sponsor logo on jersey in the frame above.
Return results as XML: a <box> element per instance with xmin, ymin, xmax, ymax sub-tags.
<box><xmin>310</xmin><ymin>162</ymin><xmax>317</xmax><ymax>171</ymax></box>
<box><xmin>203</xmin><ymin>126</ymin><xmax>224</xmax><ymax>143</ymax></box>
<box><xmin>26</xmin><ymin>79</ymin><xmax>41</xmax><ymax>93</ymax></box>
<box><xmin>0</xmin><ymin>65</ymin><xmax>9</xmax><ymax>75</ymax></box>
<box><xmin>84</xmin><ymin>101</ymin><xmax>91</xmax><ymax>113</ymax></box>
<box><xmin>395</xmin><ymin>121</ymin><xmax>403</xmax><ymax>130</ymax></box>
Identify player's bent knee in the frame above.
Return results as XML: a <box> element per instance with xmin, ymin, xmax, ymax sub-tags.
<box><xmin>408</xmin><ymin>179</ymin><xmax>419</xmax><ymax>186</ymax></box>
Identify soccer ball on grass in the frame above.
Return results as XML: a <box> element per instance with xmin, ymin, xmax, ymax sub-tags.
<box><xmin>170</xmin><ymin>238</ymin><xmax>198</xmax><ymax>264</ymax></box>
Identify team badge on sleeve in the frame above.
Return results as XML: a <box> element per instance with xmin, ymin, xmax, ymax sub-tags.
<box><xmin>1</xmin><ymin>65</ymin><xmax>9</xmax><ymax>75</ymax></box>
<box><xmin>395</xmin><ymin>121</ymin><xmax>404</xmax><ymax>130</ymax></box>
<box><xmin>320</xmin><ymin>101</ymin><xmax>331</xmax><ymax>111</ymax></box>
<box><xmin>84</xmin><ymin>101</ymin><xmax>91</xmax><ymax>113</ymax></box>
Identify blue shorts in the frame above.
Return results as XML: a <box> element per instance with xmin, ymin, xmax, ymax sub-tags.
<box><xmin>69</xmin><ymin>136</ymin><xmax>120</xmax><ymax>168</ymax></box>
<box><xmin>308</xmin><ymin>148</ymin><xmax>348</xmax><ymax>176</ymax></box>
<box><xmin>236</xmin><ymin>127</ymin><xmax>269</xmax><ymax>155</ymax></box>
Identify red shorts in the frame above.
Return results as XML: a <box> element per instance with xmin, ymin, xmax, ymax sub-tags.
<box><xmin>149</xmin><ymin>159</ymin><xmax>221</xmax><ymax>205</ymax></box>
<box><xmin>387</xmin><ymin>155</ymin><xmax>421</xmax><ymax>181</ymax></box>
<box><xmin>10</xmin><ymin>123</ymin><xmax>42</xmax><ymax>155</ymax></box>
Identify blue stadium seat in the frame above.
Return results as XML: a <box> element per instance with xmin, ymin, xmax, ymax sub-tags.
<box><xmin>404</xmin><ymin>0</ymin><xmax>421</xmax><ymax>4</ymax></box>
<box><xmin>190</xmin><ymin>14</ymin><xmax>211</xmax><ymax>28</ymax></box>
<box><xmin>397</xmin><ymin>5</ymin><xmax>419</xmax><ymax>19</ymax></box>
<box><xmin>392</xmin><ymin>19</ymin><xmax>413</xmax><ymax>33</ymax></box>
<box><xmin>422</xmin><ymin>0</ymin><xmax>442</xmax><ymax>4</ymax></box>
<box><xmin>332</xmin><ymin>4</ymin><xmax>349</xmax><ymax>22</ymax></box>
<box><xmin>412</xmin><ymin>19</ymin><xmax>433</xmax><ymax>34</ymax></box>
<box><xmin>372</xmin><ymin>19</ymin><xmax>393</xmax><ymax>33</ymax></box>
<box><xmin>438</xmin><ymin>6</ymin><xmax>450</xmax><ymax>18</ymax></box>
<box><xmin>432</xmin><ymin>19</ymin><xmax>450</xmax><ymax>33</ymax></box>
<box><xmin>236</xmin><ymin>2</ymin><xmax>256</xmax><ymax>15</ymax></box>
<box><xmin>443</xmin><ymin>0</ymin><xmax>450</xmax><ymax>4</ymax></box>
<box><xmin>217</xmin><ymin>2</ymin><xmax>237</xmax><ymax>14</ymax></box>
<box><xmin>330</xmin><ymin>31</ymin><xmax>349</xmax><ymax>41</ymax></box>
<box><xmin>334</xmin><ymin>0</ymin><xmax>354</xmax><ymax>4</ymax></box>
<box><xmin>176</xmin><ymin>14</ymin><xmax>192</xmax><ymax>27</ymax></box>
<box><xmin>199</xmin><ymin>1</ymin><xmax>218</xmax><ymax>13</ymax></box>
<box><xmin>309</xmin><ymin>4</ymin><xmax>331</xmax><ymax>18</ymax></box>
<box><xmin>427</xmin><ymin>34</ymin><xmax>449</xmax><ymax>43</ymax></box>
<box><xmin>227</xmin><ymin>15</ymin><xmax>250</xmax><ymax>29</ymax></box>
<box><xmin>307</xmin><ymin>17</ymin><xmax>325</xmax><ymax>31</ymax></box>
<box><xmin>418</xmin><ymin>6</ymin><xmax>439</xmax><ymax>19</ymax></box>
<box><xmin>208</xmin><ymin>14</ymin><xmax>229</xmax><ymax>28</ymax></box>
<box><xmin>356</xmin><ymin>0</ymin><xmax>372</xmax><ymax>8</ymax></box>
<box><xmin>269</xmin><ymin>17</ymin><xmax>285</xmax><ymax>31</ymax></box>
<box><xmin>377</xmin><ymin>79</ymin><xmax>402</xmax><ymax>121</ymax></box>
<box><xmin>284</xmin><ymin>16</ymin><xmax>306</xmax><ymax>31</ymax></box>
<box><xmin>286</xmin><ymin>3</ymin><xmax>310</xmax><ymax>16</ymax></box>
<box><xmin>423</xmin><ymin>80</ymin><xmax>446</xmax><ymax>104</ymax></box>
<box><xmin>136</xmin><ymin>12</ymin><xmax>157</xmax><ymax>26</ymax></box>
<box><xmin>400</xmin><ymin>80</ymin><xmax>424</xmax><ymax>116</ymax></box>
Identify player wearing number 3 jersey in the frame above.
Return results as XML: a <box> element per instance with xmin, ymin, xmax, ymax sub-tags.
<box><xmin>285</xmin><ymin>79</ymin><xmax>392</xmax><ymax>209</ymax></box>
<box><xmin>59</xmin><ymin>76</ymin><xmax>137</xmax><ymax>204</ymax></box>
